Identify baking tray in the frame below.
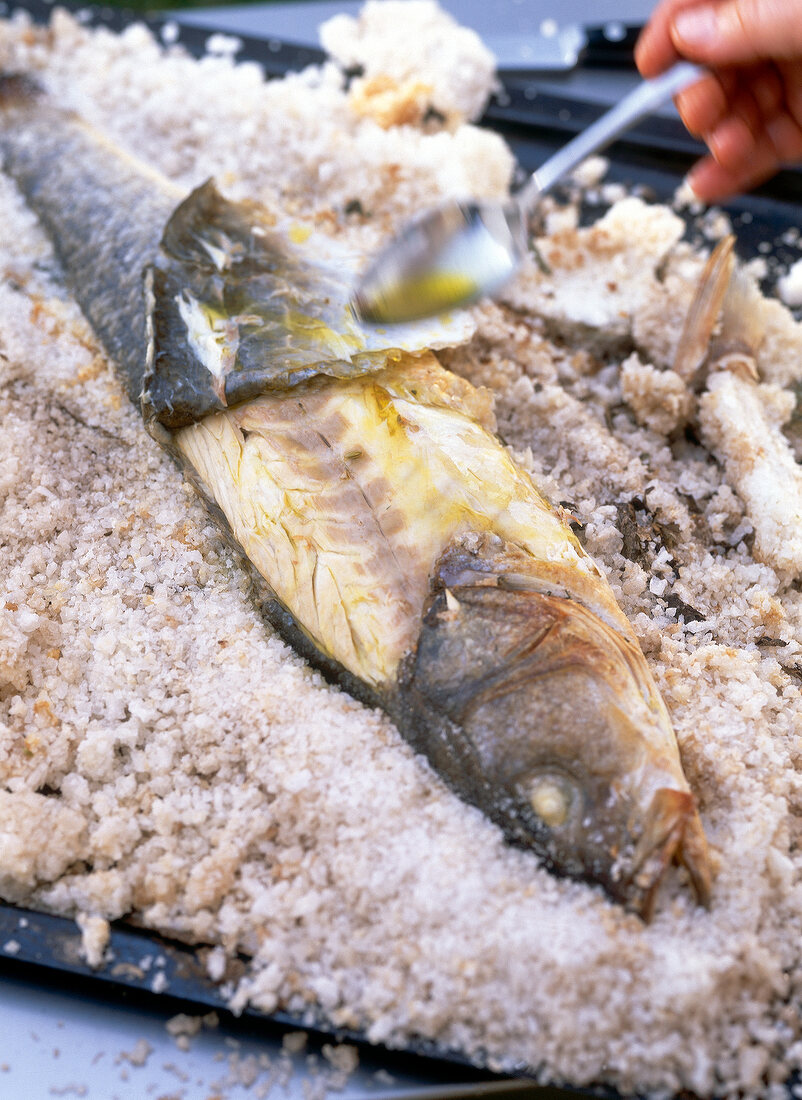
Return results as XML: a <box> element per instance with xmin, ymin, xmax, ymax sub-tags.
<box><xmin>0</xmin><ymin>2</ymin><xmax>801</xmax><ymax>1095</ymax></box>
<box><xmin>0</xmin><ymin>903</ymin><xmax>582</xmax><ymax>1097</ymax></box>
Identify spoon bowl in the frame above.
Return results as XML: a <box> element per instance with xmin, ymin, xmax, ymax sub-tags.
<box><xmin>351</xmin><ymin>199</ymin><xmax>527</xmax><ymax>324</ymax></box>
<box><xmin>352</xmin><ymin>61</ymin><xmax>705</xmax><ymax>325</ymax></box>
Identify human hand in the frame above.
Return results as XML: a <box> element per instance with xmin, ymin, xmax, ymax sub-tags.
<box><xmin>635</xmin><ymin>0</ymin><xmax>802</xmax><ymax>200</ymax></box>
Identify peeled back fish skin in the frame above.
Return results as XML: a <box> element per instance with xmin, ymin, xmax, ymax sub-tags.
<box><xmin>0</xmin><ymin>75</ymin><xmax>711</xmax><ymax>920</ymax></box>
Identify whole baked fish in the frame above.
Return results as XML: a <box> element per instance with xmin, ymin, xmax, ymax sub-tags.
<box><xmin>0</xmin><ymin>75</ymin><xmax>710</xmax><ymax>919</ymax></box>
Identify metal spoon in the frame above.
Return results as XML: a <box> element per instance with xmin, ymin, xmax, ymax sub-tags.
<box><xmin>351</xmin><ymin>62</ymin><xmax>704</xmax><ymax>325</ymax></box>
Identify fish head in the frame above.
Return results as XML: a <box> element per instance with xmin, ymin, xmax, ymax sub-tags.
<box><xmin>403</xmin><ymin>583</ymin><xmax>710</xmax><ymax>919</ymax></box>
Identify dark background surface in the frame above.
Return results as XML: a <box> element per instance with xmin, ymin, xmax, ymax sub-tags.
<box><xmin>174</xmin><ymin>0</ymin><xmax>663</xmax><ymax>106</ymax></box>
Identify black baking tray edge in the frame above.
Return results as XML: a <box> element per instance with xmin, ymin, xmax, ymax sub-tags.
<box><xmin>0</xmin><ymin>2</ymin><xmax>801</xmax><ymax>1096</ymax></box>
<box><xmin>0</xmin><ymin>902</ymin><xmax>596</xmax><ymax>1099</ymax></box>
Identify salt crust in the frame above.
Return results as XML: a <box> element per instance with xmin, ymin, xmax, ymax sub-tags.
<box><xmin>780</xmin><ymin>259</ymin><xmax>802</xmax><ymax>309</ymax></box>
<box><xmin>2</xmin><ymin>8</ymin><xmax>802</xmax><ymax>1097</ymax></box>
<box><xmin>620</xmin><ymin>355</ymin><xmax>693</xmax><ymax>436</ymax></box>
<box><xmin>699</xmin><ymin>373</ymin><xmax>802</xmax><ymax>574</ymax></box>
<box><xmin>319</xmin><ymin>0</ymin><xmax>496</xmax><ymax>125</ymax></box>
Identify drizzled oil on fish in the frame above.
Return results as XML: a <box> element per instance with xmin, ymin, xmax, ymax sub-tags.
<box><xmin>0</xmin><ymin>74</ymin><xmax>711</xmax><ymax>919</ymax></box>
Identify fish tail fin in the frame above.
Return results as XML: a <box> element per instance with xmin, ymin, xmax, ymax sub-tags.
<box><xmin>629</xmin><ymin>788</ymin><xmax>712</xmax><ymax>921</ymax></box>
<box><xmin>673</xmin><ymin>234</ymin><xmax>735</xmax><ymax>385</ymax></box>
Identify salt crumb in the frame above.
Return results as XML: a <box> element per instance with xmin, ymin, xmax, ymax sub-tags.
<box><xmin>702</xmin><ymin>209</ymin><xmax>732</xmax><ymax>240</ymax></box>
<box><xmin>75</xmin><ymin>913</ymin><xmax>110</xmax><ymax>969</ymax></box>
<box><xmin>746</xmin><ymin>257</ymin><xmax>768</xmax><ymax>281</ymax></box>
<box><xmin>322</xmin><ymin>1043</ymin><xmax>359</xmax><ymax>1075</ymax></box>
<box><xmin>166</xmin><ymin>1013</ymin><xmax>203</xmax><ymax>1039</ymax></box>
<box><xmin>649</xmin><ymin>576</ymin><xmax>668</xmax><ymax>597</ymax></box>
<box><xmin>673</xmin><ymin>178</ymin><xmax>704</xmax><ymax>212</ymax></box>
<box><xmin>601</xmin><ymin>182</ymin><xmax>627</xmax><ymax>205</ymax></box>
<box><xmin>162</xmin><ymin>1060</ymin><xmax>190</xmax><ymax>1083</ymax></box>
<box><xmin>778</xmin><ymin>259</ymin><xmax>802</xmax><ymax>308</ymax></box>
<box><xmin>151</xmin><ymin>972</ymin><xmax>168</xmax><ymax>994</ymax></box>
<box><xmin>282</xmin><ymin>1031</ymin><xmax>308</xmax><ymax>1054</ymax></box>
<box><xmin>229</xmin><ymin>1052</ymin><xmax>260</xmax><ymax>1087</ymax></box>
<box><xmin>160</xmin><ymin>21</ymin><xmax>179</xmax><ymax>45</ymax></box>
<box><xmin>571</xmin><ymin>155</ymin><xmax>608</xmax><ymax>188</ymax></box>
<box><xmin>544</xmin><ymin>205</ymin><xmax>578</xmax><ymax>235</ymax></box>
<box><xmin>206</xmin><ymin>946</ymin><xmax>228</xmax><ymax>982</ymax></box>
<box><xmin>116</xmin><ymin>1039</ymin><xmax>152</xmax><ymax>1068</ymax></box>
<box><xmin>205</xmin><ymin>32</ymin><xmax>242</xmax><ymax>57</ymax></box>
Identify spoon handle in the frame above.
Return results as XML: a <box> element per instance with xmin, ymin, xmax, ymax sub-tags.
<box><xmin>520</xmin><ymin>61</ymin><xmax>706</xmax><ymax>207</ymax></box>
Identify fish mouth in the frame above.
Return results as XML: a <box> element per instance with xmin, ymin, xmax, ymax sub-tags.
<box><xmin>624</xmin><ymin>788</ymin><xmax>712</xmax><ymax>922</ymax></box>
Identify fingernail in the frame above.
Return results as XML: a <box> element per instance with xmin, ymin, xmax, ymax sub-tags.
<box><xmin>683</xmin><ymin>168</ymin><xmax>703</xmax><ymax>198</ymax></box>
<box><xmin>684</xmin><ymin>163</ymin><xmax>712</xmax><ymax>201</ymax></box>
<box><xmin>766</xmin><ymin>116</ymin><xmax>792</xmax><ymax>153</ymax></box>
<box><xmin>672</xmin><ymin>5</ymin><xmax>718</xmax><ymax>47</ymax></box>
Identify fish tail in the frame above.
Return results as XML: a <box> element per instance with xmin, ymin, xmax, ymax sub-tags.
<box><xmin>673</xmin><ymin>235</ymin><xmax>735</xmax><ymax>385</ymax></box>
<box><xmin>0</xmin><ymin>78</ymin><xmax>182</xmax><ymax>405</ymax></box>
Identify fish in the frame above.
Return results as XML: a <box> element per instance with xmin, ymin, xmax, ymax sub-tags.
<box><xmin>0</xmin><ymin>74</ymin><xmax>711</xmax><ymax>920</ymax></box>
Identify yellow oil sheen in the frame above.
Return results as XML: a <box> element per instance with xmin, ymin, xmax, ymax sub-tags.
<box><xmin>175</xmin><ymin>353</ymin><xmax>598</xmax><ymax>686</ymax></box>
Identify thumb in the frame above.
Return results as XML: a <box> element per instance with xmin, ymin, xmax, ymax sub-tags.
<box><xmin>671</xmin><ymin>0</ymin><xmax>802</xmax><ymax>63</ymax></box>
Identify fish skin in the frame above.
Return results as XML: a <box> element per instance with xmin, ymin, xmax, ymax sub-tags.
<box><xmin>0</xmin><ymin>75</ymin><xmax>180</xmax><ymax>405</ymax></box>
<box><xmin>0</xmin><ymin>75</ymin><xmax>711</xmax><ymax>918</ymax></box>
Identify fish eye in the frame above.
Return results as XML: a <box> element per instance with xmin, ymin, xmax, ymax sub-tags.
<box><xmin>526</xmin><ymin>772</ymin><xmax>579</xmax><ymax>828</ymax></box>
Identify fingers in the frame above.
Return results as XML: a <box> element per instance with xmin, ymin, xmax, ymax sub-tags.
<box><xmin>636</xmin><ymin>0</ymin><xmax>701</xmax><ymax>75</ymax></box>
<box><xmin>686</xmin><ymin>149</ymin><xmax>780</xmax><ymax>201</ymax></box>
<box><xmin>686</xmin><ymin>108</ymin><xmax>802</xmax><ymax>200</ymax></box>
<box><xmin>751</xmin><ymin>64</ymin><xmax>786</xmax><ymax>121</ymax></box>
<box><xmin>674</xmin><ymin>69</ymin><xmax>733</xmax><ymax>134</ymax></box>
<box><xmin>678</xmin><ymin>68</ymin><xmax>768</xmax><ymax>140</ymax></box>
<box><xmin>670</xmin><ymin>0</ymin><xmax>802</xmax><ymax>65</ymax></box>
<box><xmin>637</xmin><ymin>0</ymin><xmax>802</xmax><ymax>77</ymax></box>
<box><xmin>781</xmin><ymin>59</ymin><xmax>802</xmax><ymax>124</ymax></box>
<box><xmin>761</xmin><ymin>110</ymin><xmax>802</xmax><ymax>162</ymax></box>
<box><xmin>638</xmin><ymin>0</ymin><xmax>802</xmax><ymax>199</ymax></box>
<box><xmin>669</xmin><ymin>57</ymin><xmax>802</xmax><ymax>199</ymax></box>
<box><xmin>707</xmin><ymin>112</ymin><xmax>759</xmax><ymax>168</ymax></box>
